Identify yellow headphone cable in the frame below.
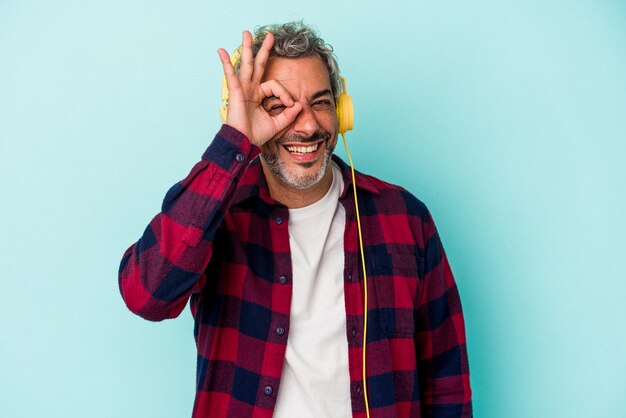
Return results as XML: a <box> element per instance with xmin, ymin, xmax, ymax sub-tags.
<box><xmin>341</xmin><ymin>132</ymin><xmax>371</xmax><ymax>418</ymax></box>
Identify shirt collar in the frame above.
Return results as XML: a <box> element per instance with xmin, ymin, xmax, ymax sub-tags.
<box><xmin>232</xmin><ymin>154</ymin><xmax>380</xmax><ymax>207</ymax></box>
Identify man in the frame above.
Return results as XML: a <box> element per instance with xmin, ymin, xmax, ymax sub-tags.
<box><xmin>119</xmin><ymin>21</ymin><xmax>472</xmax><ymax>418</ymax></box>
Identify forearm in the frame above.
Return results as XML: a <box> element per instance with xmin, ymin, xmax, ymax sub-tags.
<box><xmin>415</xmin><ymin>214</ymin><xmax>472</xmax><ymax>417</ymax></box>
<box><xmin>118</xmin><ymin>125</ymin><xmax>257</xmax><ymax>321</ymax></box>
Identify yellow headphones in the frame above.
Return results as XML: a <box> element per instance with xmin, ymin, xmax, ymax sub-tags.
<box><xmin>219</xmin><ymin>46</ymin><xmax>354</xmax><ymax>134</ymax></box>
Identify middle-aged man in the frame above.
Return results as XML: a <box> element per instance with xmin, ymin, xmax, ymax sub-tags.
<box><xmin>119</xmin><ymin>21</ymin><xmax>472</xmax><ymax>418</ymax></box>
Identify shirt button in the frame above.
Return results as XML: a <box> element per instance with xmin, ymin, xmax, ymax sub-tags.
<box><xmin>235</xmin><ymin>153</ymin><xmax>245</xmax><ymax>162</ymax></box>
<box><xmin>264</xmin><ymin>385</ymin><xmax>273</xmax><ymax>395</ymax></box>
<box><xmin>356</xmin><ymin>384</ymin><xmax>362</xmax><ymax>394</ymax></box>
<box><xmin>347</xmin><ymin>274</ymin><xmax>352</xmax><ymax>281</ymax></box>
<box><xmin>351</xmin><ymin>328</ymin><xmax>357</xmax><ymax>337</ymax></box>
<box><xmin>275</xmin><ymin>216</ymin><xmax>283</xmax><ymax>225</ymax></box>
<box><xmin>279</xmin><ymin>275</ymin><xmax>288</xmax><ymax>284</ymax></box>
<box><xmin>275</xmin><ymin>327</ymin><xmax>285</xmax><ymax>336</ymax></box>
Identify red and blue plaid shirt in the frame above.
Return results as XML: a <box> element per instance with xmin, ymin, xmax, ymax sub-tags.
<box><xmin>119</xmin><ymin>125</ymin><xmax>472</xmax><ymax>417</ymax></box>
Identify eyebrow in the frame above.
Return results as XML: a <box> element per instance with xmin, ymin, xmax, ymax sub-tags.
<box><xmin>310</xmin><ymin>89</ymin><xmax>333</xmax><ymax>101</ymax></box>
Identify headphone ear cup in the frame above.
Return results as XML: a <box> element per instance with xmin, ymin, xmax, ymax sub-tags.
<box><xmin>336</xmin><ymin>91</ymin><xmax>354</xmax><ymax>134</ymax></box>
<box><xmin>220</xmin><ymin>47</ymin><xmax>243</xmax><ymax>123</ymax></box>
<box><xmin>219</xmin><ymin>79</ymin><xmax>229</xmax><ymax>124</ymax></box>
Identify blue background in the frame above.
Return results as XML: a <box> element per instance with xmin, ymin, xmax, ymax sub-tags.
<box><xmin>1</xmin><ymin>1</ymin><xmax>625</xmax><ymax>417</ymax></box>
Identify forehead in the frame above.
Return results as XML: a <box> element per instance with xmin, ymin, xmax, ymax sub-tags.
<box><xmin>261</xmin><ymin>56</ymin><xmax>332</xmax><ymax>96</ymax></box>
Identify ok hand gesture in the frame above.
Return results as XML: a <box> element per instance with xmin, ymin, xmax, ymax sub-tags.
<box><xmin>217</xmin><ymin>31</ymin><xmax>302</xmax><ymax>147</ymax></box>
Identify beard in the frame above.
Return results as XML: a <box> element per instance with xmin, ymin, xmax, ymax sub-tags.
<box><xmin>260</xmin><ymin>130</ymin><xmax>335</xmax><ymax>190</ymax></box>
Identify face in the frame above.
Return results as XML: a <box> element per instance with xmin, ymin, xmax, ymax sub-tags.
<box><xmin>259</xmin><ymin>56</ymin><xmax>338</xmax><ymax>190</ymax></box>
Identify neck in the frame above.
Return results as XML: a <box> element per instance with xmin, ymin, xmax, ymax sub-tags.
<box><xmin>261</xmin><ymin>162</ymin><xmax>334</xmax><ymax>209</ymax></box>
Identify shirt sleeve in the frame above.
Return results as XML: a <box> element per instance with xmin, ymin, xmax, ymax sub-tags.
<box><xmin>118</xmin><ymin>125</ymin><xmax>256</xmax><ymax>321</ymax></box>
<box><xmin>415</xmin><ymin>211</ymin><xmax>473</xmax><ymax>417</ymax></box>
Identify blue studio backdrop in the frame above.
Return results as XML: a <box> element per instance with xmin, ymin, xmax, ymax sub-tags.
<box><xmin>1</xmin><ymin>1</ymin><xmax>625</xmax><ymax>417</ymax></box>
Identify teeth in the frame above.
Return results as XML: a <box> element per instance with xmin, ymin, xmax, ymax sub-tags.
<box><xmin>285</xmin><ymin>143</ymin><xmax>319</xmax><ymax>154</ymax></box>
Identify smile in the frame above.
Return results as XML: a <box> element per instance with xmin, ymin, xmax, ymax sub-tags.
<box><xmin>284</xmin><ymin>143</ymin><xmax>320</xmax><ymax>155</ymax></box>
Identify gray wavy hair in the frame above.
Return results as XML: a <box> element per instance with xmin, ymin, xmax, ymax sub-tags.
<box><xmin>235</xmin><ymin>21</ymin><xmax>342</xmax><ymax>100</ymax></box>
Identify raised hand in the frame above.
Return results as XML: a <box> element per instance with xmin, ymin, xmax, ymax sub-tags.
<box><xmin>217</xmin><ymin>31</ymin><xmax>302</xmax><ymax>147</ymax></box>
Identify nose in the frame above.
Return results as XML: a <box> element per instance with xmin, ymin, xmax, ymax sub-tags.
<box><xmin>292</xmin><ymin>104</ymin><xmax>319</xmax><ymax>137</ymax></box>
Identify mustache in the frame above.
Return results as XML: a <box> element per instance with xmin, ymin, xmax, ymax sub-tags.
<box><xmin>277</xmin><ymin>130</ymin><xmax>331</xmax><ymax>145</ymax></box>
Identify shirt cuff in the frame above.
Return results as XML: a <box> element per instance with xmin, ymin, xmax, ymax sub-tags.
<box><xmin>202</xmin><ymin>124</ymin><xmax>259</xmax><ymax>170</ymax></box>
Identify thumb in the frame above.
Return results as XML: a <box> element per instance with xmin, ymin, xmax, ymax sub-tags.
<box><xmin>273</xmin><ymin>102</ymin><xmax>302</xmax><ymax>132</ymax></box>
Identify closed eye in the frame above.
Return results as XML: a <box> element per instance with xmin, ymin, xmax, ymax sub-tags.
<box><xmin>268</xmin><ymin>104</ymin><xmax>286</xmax><ymax>115</ymax></box>
<box><xmin>262</xmin><ymin>97</ymin><xmax>286</xmax><ymax>116</ymax></box>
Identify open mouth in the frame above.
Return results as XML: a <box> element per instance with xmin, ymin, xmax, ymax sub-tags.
<box><xmin>280</xmin><ymin>139</ymin><xmax>326</xmax><ymax>162</ymax></box>
<box><xmin>284</xmin><ymin>143</ymin><xmax>320</xmax><ymax>155</ymax></box>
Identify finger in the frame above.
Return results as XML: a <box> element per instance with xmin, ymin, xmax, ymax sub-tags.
<box><xmin>239</xmin><ymin>30</ymin><xmax>254</xmax><ymax>82</ymax></box>
<box><xmin>259</xmin><ymin>79</ymin><xmax>295</xmax><ymax>107</ymax></box>
<box><xmin>251</xmin><ymin>32</ymin><xmax>274</xmax><ymax>85</ymax></box>
<box><xmin>273</xmin><ymin>102</ymin><xmax>303</xmax><ymax>131</ymax></box>
<box><xmin>218</xmin><ymin>48</ymin><xmax>242</xmax><ymax>95</ymax></box>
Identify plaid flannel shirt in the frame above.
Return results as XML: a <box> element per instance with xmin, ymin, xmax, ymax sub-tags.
<box><xmin>119</xmin><ymin>125</ymin><xmax>472</xmax><ymax>417</ymax></box>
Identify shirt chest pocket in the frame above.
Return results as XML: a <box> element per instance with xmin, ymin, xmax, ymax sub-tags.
<box><xmin>368</xmin><ymin>251</ymin><xmax>422</xmax><ymax>338</ymax></box>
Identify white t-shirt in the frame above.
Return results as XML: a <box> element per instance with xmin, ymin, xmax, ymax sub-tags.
<box><xmin>273</xmin><ymin>162</ymin><xmax>351</xmax><ymax>418</ymax></box>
